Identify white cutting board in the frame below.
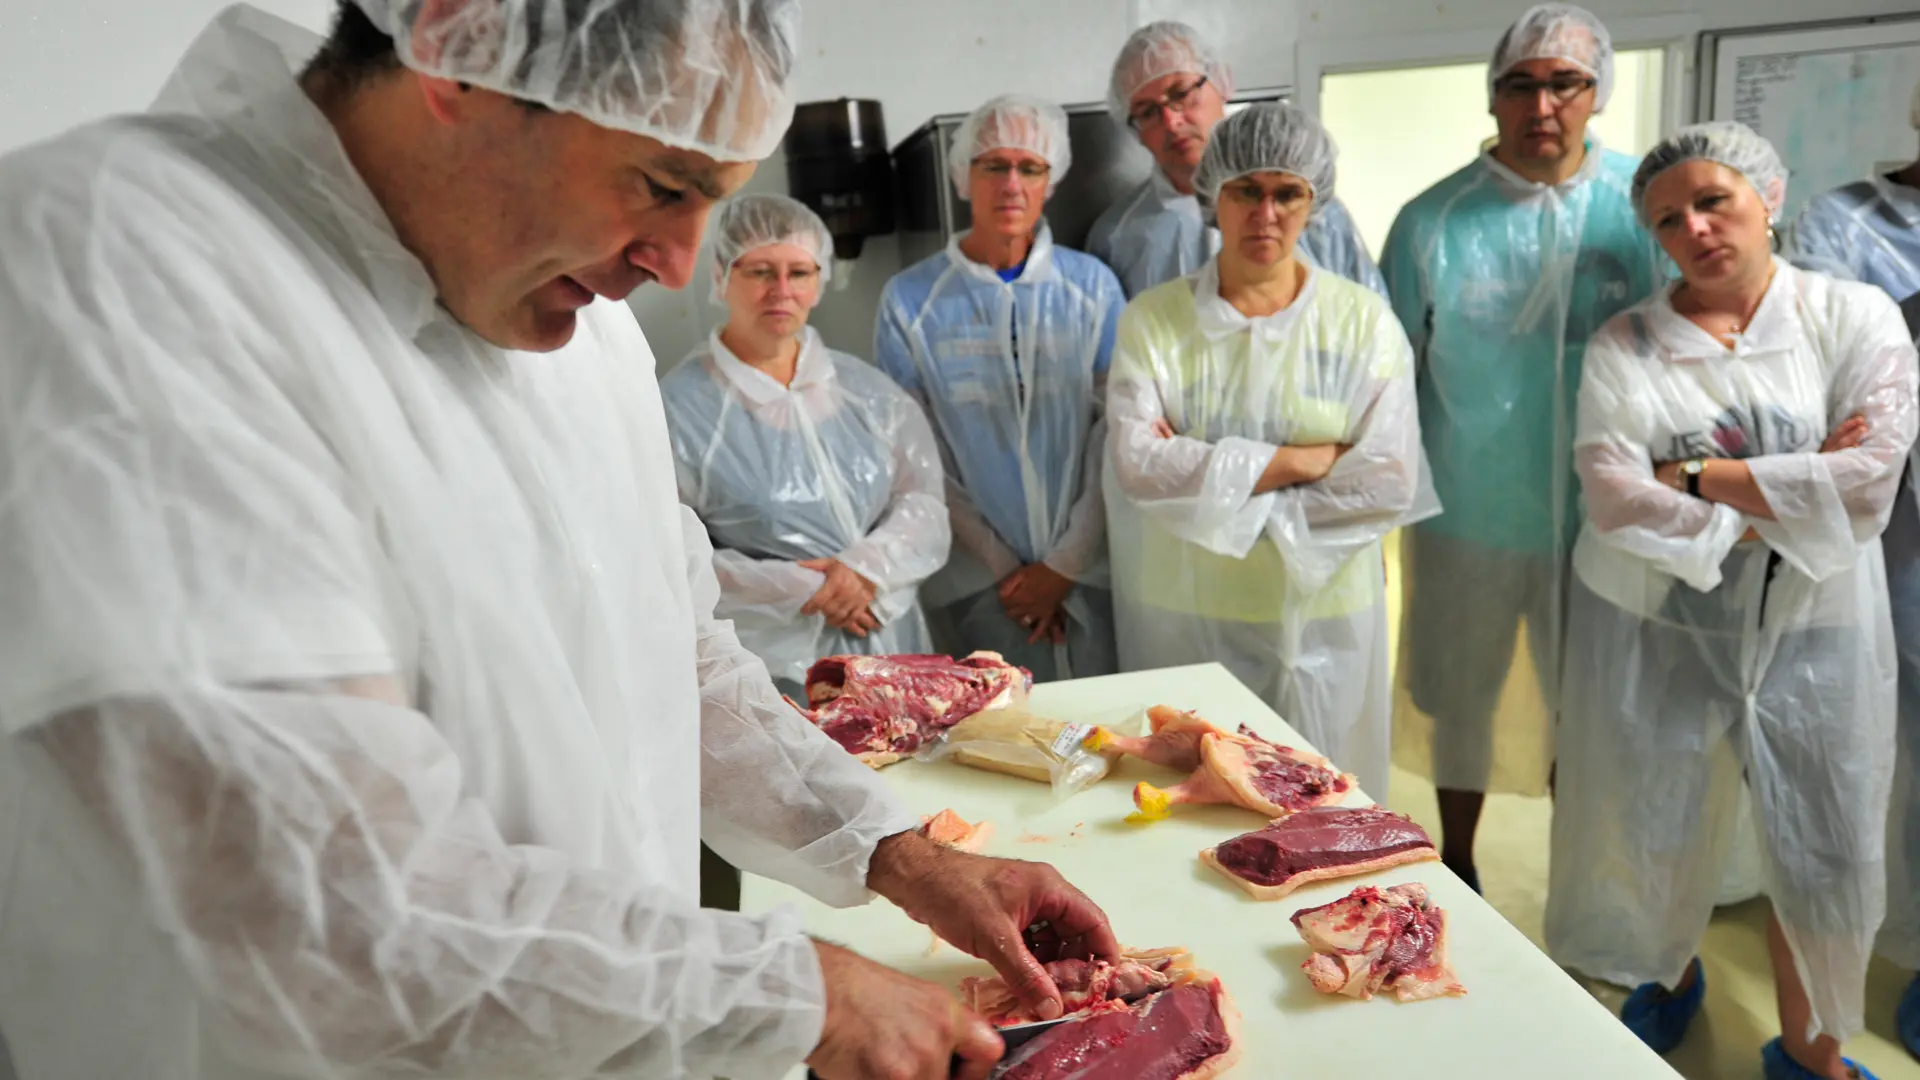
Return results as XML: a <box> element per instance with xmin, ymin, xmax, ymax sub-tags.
<box><xmin>743</xmin><ymin>663</ymin><xmax>1681</xmax><ymax>1079</ymax></box>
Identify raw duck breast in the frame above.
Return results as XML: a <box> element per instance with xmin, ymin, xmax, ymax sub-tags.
<box><xmin>1202</xmin><ymin>806</ymin><xmax>1438</xmax><ymax>900</ymax></box>
<box><xmin>961</xmin><ymin>948</ymin><xmax>1240</xmax><ymax>1080</ymax></box>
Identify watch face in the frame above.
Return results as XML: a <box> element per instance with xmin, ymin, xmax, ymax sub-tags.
<box><xmin>1684</xmin><ymin>460</ymin><xmax>1705</xmax><ymax>475</ymax></box>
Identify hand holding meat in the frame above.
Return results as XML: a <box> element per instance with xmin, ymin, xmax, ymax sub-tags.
<box><xmin>868</xmin><ymin>830</ymin><xmax>1121</xmax><ymax>1021</ymax></box>
<box><xmin>798</xmin><ymin>558</ymin><xmax>881</xmax><ymax>635</ymax></box>
<box><xmin>806</xmin><ymin>941</ymin><xmax>1004</xmax><ymax>1080</ymax></box>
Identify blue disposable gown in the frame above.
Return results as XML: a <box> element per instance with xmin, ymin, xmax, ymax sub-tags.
<box><xmin>662</xmin><ymin>327</ymin><xmax>951</xmax><ymax>688</ymax></box>
<box><xmin>1380</xmin><ymin>141</ymin><xmax>1668</xmax><ymax>795</ymax></box>
<box><xmin>874</xmin><ymin>226</ymin><xmax>1122</xmax><ymax>680</ymax></box>
<box><xmin>1795</xmin><ymin>173</ymin><xmax>1920</xmax><ymax>969</ymax></box>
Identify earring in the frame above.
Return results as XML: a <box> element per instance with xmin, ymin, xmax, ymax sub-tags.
<box><xmin>1768</xmin><ymin>218</ymin><xmax>1781</xmax><ymax>254</ymax></box>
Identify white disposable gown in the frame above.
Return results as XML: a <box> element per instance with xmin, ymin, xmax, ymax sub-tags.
<box><xmin>1380</xmin><ymin>140</ymin><xmax>1669</xmax><ymax>795</ymax></box>
<box><xmin>0</xmin><ymin>10</ymin><xmax>918</xmax><ymax>1080</ymax></box>
<box><xmin>874</xmin><ymin>226</ymin><xmax>1123</xmax><ymax>681</ymax></box>
<box><xmin>1086</xmin><ymin>169</ymin><xmax>1388</xmax><ymax>301</ymax></box>
<box><xmin>1105</xmin><ymin>260</ymin><xmax>1437</xmax><ymax>798</ymax></box>
<box><xmin>663</xmin><ymin>328</ymin><xmax>950</xmax><ymax>688</ymax></box>
<box><xmin>1544</xmin><ymin>261</ymin><xmax>1918</xmax><ymax>1043</ymax></box>
<box><xmin>1794</xmin><ymin>173</ymin><xmax>1920</xmax><ymax>968</ymax></box>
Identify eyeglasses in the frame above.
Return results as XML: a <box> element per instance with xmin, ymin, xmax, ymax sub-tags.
<box><xmin>736</xmin><ymin>264</ymin><xmax>819</xmax><ymax>287</ymax></box>
<box><xmin>1220</xmin><ymin>181</ymin><xmax>1313</xmax><ymax>213</ymax></box>
<box><xmin>1128</xmin><ymin>75</ymin><xmax>1211</xmax><ymax>130</ymax></box>
<box><xmin>973</xmin><ymin>160</ymin><xmax>1053</xmax><ymax>183</ymax></box>
<box><xmin>1493</xmin><ymin>73</ymin><xmax>1598</xmax><ymax>104</ymax></box>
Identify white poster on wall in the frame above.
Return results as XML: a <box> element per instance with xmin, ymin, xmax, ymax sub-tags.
<box><xmin>1707</xmin><ymin>19</ymin><xmax>1920</xmax><ymax>223</ymax></box>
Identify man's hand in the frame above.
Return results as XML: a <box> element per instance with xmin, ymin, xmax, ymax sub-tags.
<box><xmin>807</xmin><ymin>942</ymin><xmax>1004</xmax><ymax>1080</ymax></box>
<box><xmin>997</xmin><ymin>564</ymin><xmax>1074</xmax><ymax>644</ymax></box>
<box><xmin>866</xmin><ymin>831</ymin><xmax>1121</xmax><ymax>1022</ymax></box>
<box><xmin>800</xmin><ymin>558</ymin><xmax>881</xmax><ymax>635</ymax></box>
<box><xmin>1149</xmin><ymin>418</ymin><xmax>1176</xmax><ymax>439</ymax></box>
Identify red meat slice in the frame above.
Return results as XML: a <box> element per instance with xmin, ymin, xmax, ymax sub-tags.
<box><xmin>788</xmin><ymin>651</ymin><xmax>1031</xmax><ymax>767</ymax></box>
<box><xmin>959</xmin><ymin>948</ymin><xmax>1240</xmax><ymax>1080</ymax></box>
<box><xmin>995</xmin><ymin>980</ymin><xmax>1240</xmax><ymax>1080</ymax></box>
<box><xmin>1129</xmin><ymin>728</ymin><xmax>1354</xmax><ymax>822</ymax></box>
<box><xmin>1290</xmin><ymin>883</ymin><xmax>1466</xmax><ymax>1002</ymax></box>
<box><xmin>1201</xmin><ymin>806</ymin><xmax>1438</xmax><ymax>900</ymax></box>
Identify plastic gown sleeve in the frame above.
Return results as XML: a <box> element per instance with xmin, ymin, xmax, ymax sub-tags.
<box><xmin>1107</xmin><ymin>309</ymin><xmax>1280</xmax><ymax>559</ymax></box>
<box><xmin>831</xmin><ymin>400</ymin><xmax>952</xmax><ymax>601</ymax></box>
<box><xmin>1574</xmin><ymin>334</ymin><xmax>1750</xmax><ymax>592</ymax></box>
<box><xmin>874</xmin><ymin>294</ymin><xmax>1024</xmax><ymax>582</ymax></box>
<box><xmin>32</xmin><ymin>681</ymin><xmax>831</xmax><ymax>1080</ymax></box>
<box><xmin>1744</xmin><ymin>294</ymin><xmax>1919</xmax><ymax>581</ymax></box>
<box><xmin>680</xmin><ymin>506</ymin><xmax>924</xmax><ymax>899</ymax></box>
<box><xmin>709</xmin><ymin>548</ymin><xmax>828</xmax><ymax>623</ymax></box>
<box><xmin>1261</xmin><ymin>308</ymin><xmax>1431</xmax><ymax>592</ymax></box>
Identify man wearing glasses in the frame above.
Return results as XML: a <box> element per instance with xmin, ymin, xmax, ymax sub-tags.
<box><xmin>1381</xmin><ymin>3</ymin><xmax>1666</xmax><ymax>893</ymax></box>
<box><xmin>1087</xmin><ymin>21</ymin><xmax>1386</xmax><ymax>300</ymax></box>
<box><xmin>875</xmin><ymin>95</ymin><xmax>1124</xmax><ymax>683</ymax></box>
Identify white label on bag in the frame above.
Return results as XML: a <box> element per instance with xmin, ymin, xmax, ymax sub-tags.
<box><xmin>1050</xmin><ymin>722</ymin><xmax>1092</xmax><ymax>757</ymax></box>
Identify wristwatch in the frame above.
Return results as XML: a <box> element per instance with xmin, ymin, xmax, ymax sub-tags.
<box><xmin>1681</xmin><ymin>458</ymin><xmax>1708</xmax><ymax>497</ymax></box>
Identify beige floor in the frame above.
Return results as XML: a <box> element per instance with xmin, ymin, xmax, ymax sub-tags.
<box><xmin>1380</xmin><ymin>774</ymin><xmax>1919</xmax><ymax>1080</ymax></box>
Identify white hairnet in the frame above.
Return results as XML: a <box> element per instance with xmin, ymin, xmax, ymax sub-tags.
<box><xmin>1193</xmin><ymin>101</ymin><xmax>1337</xmax><ymax>223</ymax></box>
<box><xmin>1106</xmin><ymin>20</ymin><xmax>1235</xmax><ymax>127</ymax></box>
<box><xmin>1489</xmin><ymin>3</ymin><xmax>1615</xmax><ymax>110</ymax></box>
<box><xmin>708</xmin><ymin>193</ymin><xmax>833</xmax><ymax>305</ymax></box>
<box><xmin>1631</xmin><ymin>121</ymin><xmax>1789</xmax><ymax>224</ymax></box>
<box><xmin>343</xmin><ymin>0</ymin><xmax>800</xmax><ymax>161</ymax></box>
<box><xmin>947</xmin><ymin>94</ymin><xmax>1072</xmax><ymax>199</ymax></box>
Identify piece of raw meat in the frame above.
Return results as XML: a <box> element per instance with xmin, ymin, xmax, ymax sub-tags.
<box><xmin>962</xmin><ymin>946</ymin><xmax>1191</xmax><ymax>1025</ymax></box>
<box><xmin>1290</xmin><ymin>883</ymin><xmax>1466</xmax><ymax>1002</ymax></box>
<box><xmin>1201</xmin><ymin>806</ymin><xmax>1438</xmax><ymax>900</ymax></box>
<box><xmin>960</xmin><ymin>948</ymin><xmax>1241</xmax><ymax>1080</ymax></box>
<box><xmin>919</xmin><ymin>809</ymin><xmax>992</xmax><ymax>853</ymax></box>
<box><xmin>787</xmin><ymin>651</ymin><xmax>1031</xmax><ymax>767</ymax></box>
<box><xmin>1086</xmin><ymin>705</ymin><xmax>1229</xmax><ymax>772</ymax></box>
<box><xmin>1129</xmin><ymin>729</ymin><xmax>1354</xmax><ymax>822</ymax></box>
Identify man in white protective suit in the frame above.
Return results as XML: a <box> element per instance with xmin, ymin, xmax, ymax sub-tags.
<box><xmin>0</xmin><ymin>3</ymin><xmax>1119</xmax><ymax>1080</ymax></box>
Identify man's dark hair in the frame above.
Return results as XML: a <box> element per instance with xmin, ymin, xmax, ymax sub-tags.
<box><xmin>303</xmin><ymin>2</ymin><xmax>402</xmax><ymax>99</ymax></box>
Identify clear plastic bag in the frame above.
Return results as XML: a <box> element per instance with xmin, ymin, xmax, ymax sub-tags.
<box><xmin>923</xmin><ymin>707</ymin><xmax>1144</xmax><ymax>799</ymax></box>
